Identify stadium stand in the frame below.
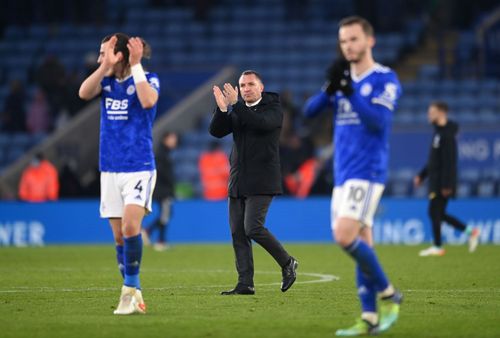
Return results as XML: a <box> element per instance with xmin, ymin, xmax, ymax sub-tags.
<box><xmin>0</xmin><ymin>0</ymin><xmax>498</xmax><ymax>198</ymax></box>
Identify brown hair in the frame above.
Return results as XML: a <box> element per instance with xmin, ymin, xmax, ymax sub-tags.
<box><xmin>339</xmin><ymin>16</ymin><xmax>374</xmax><ymax>37</ymax></box>
<box><xmin>101</xmin><ymin>33</ymin><xmax>152</xmax><ymax>68</ymax></box>
<box><xmin>430</xmin><ymin>101</ymin><xmax>449</xmax><ymax>113</ymax></box>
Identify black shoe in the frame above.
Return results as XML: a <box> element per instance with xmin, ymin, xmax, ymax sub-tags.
<box><xmin>220</xmin><ymin>284</ymin><xmax>255</xmax><ymax>295</ymax></box>
<box><xmin>281</xmin><ymin>256</ymin><xmax>298</xmax><ymax>292</ymax></box>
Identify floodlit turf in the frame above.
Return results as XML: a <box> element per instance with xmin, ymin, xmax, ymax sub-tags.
<box><xmin>0</xmin><ymin>244</ymin><xmax>499</xmax><ymax>338</ymax></box>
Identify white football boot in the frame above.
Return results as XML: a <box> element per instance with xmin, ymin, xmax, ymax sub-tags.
<box><xmin>134</xmin><ymin>289</ymin><xmax>147</xmax><ymax>314</ymax></box>
<box><xmin>419</xmin><ymin>246</ymin><xmax>445</xmax><ymax>257</ymax></box>
<box><xmin>468</xmin><ymin>228</ymin><xmax>480</xmax><ymax>253</ymax></box>
<box><xmin>113</xmin><ymin>285</ymin><xmax>145</xmax><ymax>315</ymax></box>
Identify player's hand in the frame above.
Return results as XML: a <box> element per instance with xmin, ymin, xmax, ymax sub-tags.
<box><xmin>101</xmin><ymin>35</ymin><xmax>122</xmax><ymax>69</ymax></box>
<box><xmin>325</xmin><ymin>58</ymin><xmax>353</xmax><ymax>96</ymax></box>
<box><xmin>223</xmin><ymin>83</ymin><xmax>238</xmax><ymax>105</ymax></box>
<box><xmin>127</xmin><ymin>37</ymin><xmax>144</xmax><ymax>66</ymax></box>
<box><xmin>413</xmin><ymin>175</ymin><xmax>422</xmax><ymax>187</ymax></box>
<box><xmin>441</xmin><ymin>188</ymin><xmax>452</xmax><ymax>197</ymax></box>
<box><xmin>213</xmin><ymin>85</ymin><xmax>229</xmax><ymax>112</ymax></box>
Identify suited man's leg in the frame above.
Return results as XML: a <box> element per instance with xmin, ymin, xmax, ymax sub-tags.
<box><xmin>428</xmin><ymin>196</ymin><xmax>445</xmax><ymax>247</ymax></box>
<box><xmin>244</xmin><ymin>195</ymin><xmax>291</xmax><ymax>267</ymax></box>
<box><xmin>441</xmin><ymin>198</ymin><xmax>467</xmax><ymax>232</ymax></box>
<box><xmin>229</xmin><ymin>197</ymin><xmax>254</xmax><ymax>286</ymax></box>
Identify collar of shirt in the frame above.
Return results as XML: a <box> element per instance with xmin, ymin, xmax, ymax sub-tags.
<box><xmin>245</xmin><ymin>97</ymin><xmax>262</xmax><ymax>107</ymax></box>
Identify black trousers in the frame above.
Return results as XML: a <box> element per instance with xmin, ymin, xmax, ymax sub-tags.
<box><xmin>428</xmin><ymin>195</ymin><xmax>467</xmax><ymax>247</ymax></box>
<box><xmin>229</xmin><ymin>195</ymin><xmax>291</xmax><ymax>286</ymax></box>
<box><xmin>146</xmin><ymin>198</ymin><xmax>172</xmax><ymax>243</ymax></box>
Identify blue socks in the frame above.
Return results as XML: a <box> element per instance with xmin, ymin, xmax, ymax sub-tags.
<box><xmin>343</xmin><ymin>238</ymin><xmax>389</xmax><ymax>292</ymax></box>
<box><xmin>123</xmin><ymin>234</ymin><xmax>143</xmax><ymax>289</ymax></box>
<box><xmin>115</xmin><ymin>245</ymin><xmax>125</xmax><ymax>278</ymax></box>
<box><xmin>356</xmin><ymin>265</ymin><xmax>377</xmax><ymax>313</ymax></box>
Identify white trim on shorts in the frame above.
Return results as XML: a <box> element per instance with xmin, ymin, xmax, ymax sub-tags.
<box><xmin>331</xmin><ymin>178</ymin><xmax>384</xmax><ymax>229</ymax></box>
<box><xmin>100</xmin><ymin>170</ymin><xmax>157</xmax><ymax>218</ymax></box>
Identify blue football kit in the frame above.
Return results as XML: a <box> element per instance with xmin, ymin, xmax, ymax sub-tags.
<box><xmin>99</xmin><ymin>72</ymin><xmax>160</xmax><ymax>172</ymax></box>
<box><xmin>304</xmin><ymin>62</ymin><xmax>404</xmax><ymax>332</ymax></box>
<box><xmin>304</xmin><ymin>63</ymin><xmax>402</xmax><ymax>186</ymax></box>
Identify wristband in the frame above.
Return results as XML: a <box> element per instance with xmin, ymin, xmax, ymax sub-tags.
<box><xmin>131</xmin><ymin>64</ymin><xmax>147</xmax><ymax>84</ymax></box>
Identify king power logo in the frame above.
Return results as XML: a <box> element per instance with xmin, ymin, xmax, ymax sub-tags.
<box><xmin>0</xmin><ymin>221</ymin><xmax>45</xmax><ymax>247</ymax></box>
<box><xmin>372</xmin><ymin>218</ymin><xmax>500</xmax><ymax>244</ymax></box>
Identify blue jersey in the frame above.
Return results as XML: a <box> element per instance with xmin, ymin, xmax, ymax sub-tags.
<box><xmin>304</xmin><ymin>63</ymin><xmax>402</xmax><ymax>186</ymax></box>
<box><xmin>99</xmin><ymin>72</ymin><xmax>160</xmax><ymax>172</ymax></box>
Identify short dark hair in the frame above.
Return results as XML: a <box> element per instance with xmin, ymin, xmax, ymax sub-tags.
<box><xmin>339</xmin><ymin>16</ymin><xmax>374</xmax><ymax>37</ymax></box>
<box><xmin>430</xmin><ymin>101</ymin><xmax>449</xmax><ymax>113</ymax></box>
<box><xmin>240</xmin><ymin>70</ymin><xmax>263</xmax><ymax>83</ymax></box>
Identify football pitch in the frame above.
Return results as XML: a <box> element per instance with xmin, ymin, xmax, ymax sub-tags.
<box><xmin>0</xmin><ymin>244</ymin><xmax>499</xmax><ymax>338</ymax></box>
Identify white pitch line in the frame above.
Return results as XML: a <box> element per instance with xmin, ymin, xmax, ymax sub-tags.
<box><xmin>0</xmin><ymin>270</ymin><xmax>339</xmax><ymax>294</ymax></box>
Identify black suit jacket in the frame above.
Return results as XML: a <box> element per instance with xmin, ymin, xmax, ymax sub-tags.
<box><xmin>418</xmin><ymin>120</ymin><xmax>459</xmax><ymax>197</ymax></box>
<box><xmin>209</xmin><ymin>92</ymin><xmax>283</xmax><ymax>197</ymax></box>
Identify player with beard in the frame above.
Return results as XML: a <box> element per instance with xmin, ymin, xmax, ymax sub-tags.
<box><xmin>304</xmin><ymin>16</ymin><xmax>403</xmax><ymax>336</ymax></box>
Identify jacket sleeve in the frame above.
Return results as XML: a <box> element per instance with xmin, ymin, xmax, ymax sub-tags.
<box><xmin>440</xmin><ymin>133</ymin><xmax>455</xmax><ymax>189</ymax></box>
<box><xmin>209</xmin><ymin>107</ymin><xmax>233</xmax><ymax>138</ymax></box>
<box><xmin>232</xmin><ymin>101</ymin><xmax>282</xmax><ymax>131</ymax></box>
<box><xmin>303</xmin><ymin>90</ymin><xmax>331</xmax><ymax>118</ymax></box>
<box><xmin>418</xmin><ymin>166</ymin><xmax>428</xmax><ymax>180</ymax></box>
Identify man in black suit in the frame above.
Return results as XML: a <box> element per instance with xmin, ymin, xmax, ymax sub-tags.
<box><xmin>414</xmin><ymin>101</ymin><xmax>480</xmax><ymax>256</ymax></box>
<box><xmin>209</xmin><ymin>70</ymin><xmax>298</xmax><ymax>295</ymax></box>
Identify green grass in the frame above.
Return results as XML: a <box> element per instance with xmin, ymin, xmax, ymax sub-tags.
<box><xmin>0</xmin><ymin>244</ymin><xmax>499</xmax><ymax>338</ymax></box>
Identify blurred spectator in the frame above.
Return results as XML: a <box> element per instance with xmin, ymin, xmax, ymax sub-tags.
<box><xmin>36</xmin><ymin>55</ymin><xmax>67</xmax><ymax>121</ymax></box>
<box><xmin>198</xmin><ymin>140</ymin><xmax>229</xmax><ymax>201</ymax></box>
<box><xmin>280</xmin><ymin>134</ymin><xmax>316</xmax><ymax>197</ymax></box>
<box><xmin>18</xmin><ymin>153</ymin><xmax>59</xmax><ymax>202</ymax></box>
<box><xmin>1</xmin><ymin>80</ymin><xmax>27</xmax><ymax>132</ymax></box>
<box><xmin>59</xmin><ymin>159</ymin><xmax>83</xmax><ymax>197</ymax></box>
<box><xmin>81</xmin><ymin>166</ymin><xmax>100</xmax><ymax>197</ymax></box>
<box><xmin>143</xmin><ymin>132</ymin><xmax>178</xmax><ymax>251</ymax></box>
<box><xmin>83</xmin><ymin>52</ymin><xmax>99</xmax><ymax>78</ymax></box>
<box><xmin>279</xmin><ymin>93</ymin><xmax>315</xmax><ymax>197</ymax></box>
<box><xmin>65</xmin><ymin>71</ymin><xmax>88</xmax><ymax>115</ymax></box>
<box><xmin>54</xmin><ymin>108</ymin><xmax>71</xmax><ymax>131</ymax></box>
<box><xmin>280</xmin><ymin>90</ymin><xmax>301</xmax><ymax>129</ymax></box>
<box><xmin>26</xmin><ymin>89</ymin><xmax>51</xmax><ymax>134</ymax></box>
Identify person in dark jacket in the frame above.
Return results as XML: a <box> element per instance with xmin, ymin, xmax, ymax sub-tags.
<box><xmin>142</xmin><ymin>132</ymin><xmax>177</xmax><ymax>251</ymax></box>
<box><xmin>209</xmin><ymin>70</ymin><xmax>298</xmax><ymax>295</ymax></box>
<box><xmin>414</xmin><ymin>101</ymin><xmax>480</xmax><ymax>256</ymax></box>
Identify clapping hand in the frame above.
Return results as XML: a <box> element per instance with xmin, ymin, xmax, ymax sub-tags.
<box><xmin>222</xmin><ymin>83</ymin><xmax>238</xmax><ymax>105</ymax></box>
<box><xmin>213</xmin><ymin>85</ymin><xmax>229</xmax><ymax>112</ymax></box>
<box><xmin>213</xmin><ymin>83</ymin><xmax>238</xmax><ymax>112</ymax></box>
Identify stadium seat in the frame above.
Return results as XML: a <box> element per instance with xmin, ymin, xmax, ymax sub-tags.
<box><xmin>418</xmin><ymin>64</ymin><xmax>440</xmax><ymax>80</ymax></box>
<box><xmin>477</xmin><ymin>181</ymin><xmax>496</xmax><ymax>197</ymax></box>
<box><xmin>456</xmin><ymin>181</ymin><xmax>475</xmax><ymax>198</ymax></box>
